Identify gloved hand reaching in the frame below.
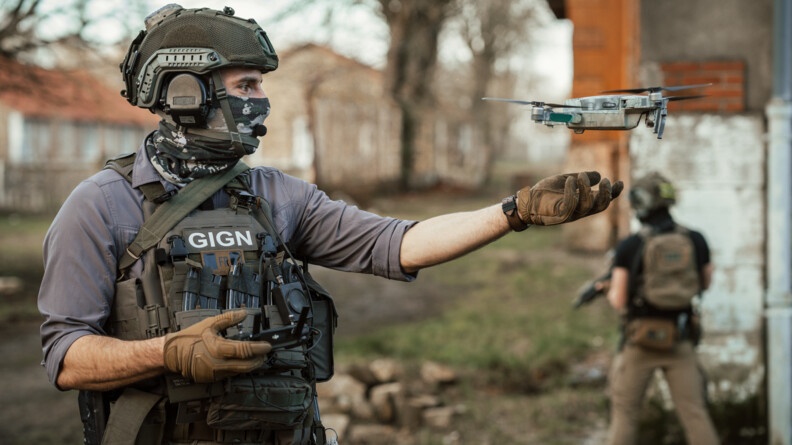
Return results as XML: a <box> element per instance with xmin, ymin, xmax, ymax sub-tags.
<box><xmin>163</xmin><ymin>310</ymin><xmax>272</xmax><ymax>383</ymax></box>
<box><xmin>513</xmin><ymin>171</ymin><xmax>623</xmax><ymax>226</ymax></box>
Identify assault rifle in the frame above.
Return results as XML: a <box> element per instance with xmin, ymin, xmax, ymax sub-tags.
<box><xmin>573</xmin><ymin>271</ymin><xmax>611</xmax><ymax>309</ymax></box>
<box><xmin>573</xmin><ymin>250</ymin><xmax>614</xmax><ymax>309</ymax></box>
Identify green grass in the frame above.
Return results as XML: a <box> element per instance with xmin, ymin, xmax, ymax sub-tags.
<box><xmin>1</xmin><ymin>212</ymin><xmax>51</xmax><ymax>255</ymax></box>
<box><xmin>336</xmin><ymin>223</ymin><xmax>619</xmax><ymax>390</ymax></box>
<box><xmin>332</xmin><ymin>164</ymin><xmax>621</xmax><ymax>388</ymax></box>
<box><xmin>0</xmin><ymin>213</ymin><xmax>51</xmax><ymax>321</ymax></box>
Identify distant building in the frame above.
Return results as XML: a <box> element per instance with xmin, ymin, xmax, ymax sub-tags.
<box><xmin>0</xmin><ymin>56</ymin><xmax>159</xmax><ymax>212</ymax></box>
<box><xmin>0</xmin><ymin>44</ymin><xmax>489</xmax><ymax>211</ymax></box>
<box><xmin>255</xmin><ymin>43</ymin><xmax>486</xmax><ymax>197</ymax></box>
<box><xmin>251</xmin><ymin>43</ymin><xmax>402</xmax><ymax>194</ymax></box>
<box><xmin>556</xmin><ymin>0</ymin><xmax>781</xmax><ymax>442</ymax></box>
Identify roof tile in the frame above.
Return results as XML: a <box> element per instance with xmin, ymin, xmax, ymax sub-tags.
<box><xmin>0</xmin><ymin>56</ymin><xmax>159</xmax><ymax>127</ymax></box>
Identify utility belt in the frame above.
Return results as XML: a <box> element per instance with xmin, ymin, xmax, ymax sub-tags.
<box><xmin>622</xmin><ymin>311</ymin><xmax>700</xmax><ymax>351</ymax></box>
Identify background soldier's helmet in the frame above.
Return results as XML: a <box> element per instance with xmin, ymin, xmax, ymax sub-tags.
<box><xmin>629</xmin><ymin>171</ymin><xmax>677</xmax><ymax>218</ymax></box>
<box><xmin>120</xmin><ymin>4</ymin><xmax>278</xmax><ymax>116</ymax></box>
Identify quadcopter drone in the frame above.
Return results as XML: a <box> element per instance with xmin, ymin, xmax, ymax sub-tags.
<box><xmin>483</xmin><ymin>84</ymin><xmax>710</xmax><ymax>139</ymax></box>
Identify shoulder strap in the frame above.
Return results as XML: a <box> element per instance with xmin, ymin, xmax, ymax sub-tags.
<box><xmin>118</xmin><ymin>161</ymin><xmax>252</xmax><ymax>271</ymax></box>
<box><xmin>104</xmin><ymin>153</ymin><xmax>136</xmax><ymax>183</ymax></box>
<box><xmin>627</xmin><ymin>227</ymin><xmax>651</xmax><ymax>300</ymax></box>
<box><xmin>104</xmin><ymin>153</ymin><xmax>170</xmax><ymax>203</ymax></box>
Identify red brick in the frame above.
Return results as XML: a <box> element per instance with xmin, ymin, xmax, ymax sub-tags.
<box><xmin>699</xmin><ymin>61</ymin><xmax>745</xmax><ymax>71</ymax></box>
<box><xmin>707</xmin><ymin>89</ymin><xmax>744</xmax><ymax>98</ymax></box>
<box><xmin>721</xmin><ymin>102</ymin><xmax>745</xmax><ymax>112</ymax></box>
<box><xmin>661</xmin><ymin>61</ymin><xmax>702</xmax><ymax>72</ymax></box>
<box><xmin>675</xmin><ymin>75</ymin><xmax>722</xmax><ymax>86</ymax></box>
<box><xmin>721</xmin><ymin>74</ymin><xmax>745</xmax><ymax>83</ymax></box>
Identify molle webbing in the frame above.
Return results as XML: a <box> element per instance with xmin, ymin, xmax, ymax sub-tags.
<box><xmin>118</xmin><ymin>161</ymin><xmax>251</xmax><ymax>272</ymax></box>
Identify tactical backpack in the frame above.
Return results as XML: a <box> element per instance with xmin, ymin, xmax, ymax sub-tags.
<box><xmin>633</xmin><ymin>224</ymin><xmax>701</xmax><ymax>310</ymax></box>
<box><xmin>81</xmin><ymin>153</ymin><xmax>338</xmax><ymax>445</ymax></box>
<box><xmin>623</xmin><ymin>224</ymin><xmax>702</xmax><ymax>350</ymax></box>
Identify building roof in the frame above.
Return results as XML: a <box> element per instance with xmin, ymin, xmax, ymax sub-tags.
<box><xmin>0</xmin><ymin>56</ymin><xmax>159</xmax><ymax>127</ymax></box>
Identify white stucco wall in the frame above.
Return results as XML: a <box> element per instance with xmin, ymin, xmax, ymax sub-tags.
<box><xmin>630</xmin><ymin>113</ymin><xmax>767</xmax><ymax>400</ymax></box>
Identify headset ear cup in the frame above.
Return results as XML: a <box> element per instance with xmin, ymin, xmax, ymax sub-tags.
<box><xmin>163</xmin><ymin>73</ymin><xmax>210</xmax><ymax>127</ymax></box>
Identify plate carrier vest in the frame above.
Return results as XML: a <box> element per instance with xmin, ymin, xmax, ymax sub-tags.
<box><xmin>79</xmin><ymin>153</ymin><xmax>338</xmax><ymax>445</ymax></box>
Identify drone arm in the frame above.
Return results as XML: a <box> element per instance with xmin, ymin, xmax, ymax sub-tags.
<box><xmin>655</xmin><ymin>99</ymin><xmax>669</xmax><ymax>139</ymax></box>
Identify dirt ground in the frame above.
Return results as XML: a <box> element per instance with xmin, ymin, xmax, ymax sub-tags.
<box><xmin>0</xmin><ymin>320</ymin><xmax>84</xmax><ymax>444</ymax></box>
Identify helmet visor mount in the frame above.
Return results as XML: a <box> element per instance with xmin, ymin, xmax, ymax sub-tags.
<box><xmin>137</xmin><ymin>48</ymin><xmax>222</xmax><ymax>109</ymax></box>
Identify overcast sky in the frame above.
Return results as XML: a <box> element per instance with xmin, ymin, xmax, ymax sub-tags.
<box><xmin>27</xmin><ymin>0</ymin><xmax>570</xmax><ymax>96</ymax></box>
<box><xmin>31</xmin><ymin>0</ymin><xmax>389</xmax><ymax>66</ymax></box>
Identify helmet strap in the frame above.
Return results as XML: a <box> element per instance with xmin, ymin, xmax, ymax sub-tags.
<box><xmin>211</xmin><ymin>70</ymin><xmax>252</xmax><ymax>158</ymax></box>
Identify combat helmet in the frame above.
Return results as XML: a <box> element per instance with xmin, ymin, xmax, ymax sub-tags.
<box><xmin>119</xmin><ymin>4</ymin><xmax>278</xmax><ymax>155</ymax></box>
<box><xmin>629</xmin><ymin>171</ymin><xmax>676</xmax><ymax>218</ymax></box>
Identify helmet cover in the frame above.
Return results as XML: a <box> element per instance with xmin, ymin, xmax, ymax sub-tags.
<box><xmin>629</xmin><ymin>171</ymin><xmax>676</xmax><ymax>218</ymax></box>
<box><xmin>120</xmin><ymin>4</ymin><xmax>278</xmax><ymax>109</ymax></box>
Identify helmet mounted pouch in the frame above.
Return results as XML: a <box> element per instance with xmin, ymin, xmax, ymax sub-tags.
<box><xmin>164</xmin><ymin>73</ymin><xmax>209</xmax><ymax>127</ymax></box>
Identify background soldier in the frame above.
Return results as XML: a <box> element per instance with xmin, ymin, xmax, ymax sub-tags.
<box><xmin>38</xmin><ymin>4</ymin><xmax>622</xmax><ymax>444</ymax></box>
<box><xmin>604</xmin><ymin>171</ymin><xmax>719</xmax><ymax>445</ymax></box>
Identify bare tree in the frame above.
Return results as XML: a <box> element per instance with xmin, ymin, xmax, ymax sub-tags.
<box><xmin>375</xmin><ymin>0</ymin><xmax>456</xmax><ymax>189</ymax></box>
<box><xmin>270</xmin><ymin>0</ymin><xmax>456</xmax><ymax>190</ymax></box>
<box><xmin>456</xmin><ymin>0</ymin><xmax>547</xmax><ymax>183</ymax></box>
<box><xmin>1</xmin><ymin>0</ymin><xmax>43</xmax><ymax>60</ymax></box>
<box><xmin>256</xmin><ymin>1</ymin><xmax>559</xmax><ymax>190</ymax></box>
<box><xmin>0</xmin><ymin>0</ymin><xmax>148</xmax><ymax>65</ymax></box>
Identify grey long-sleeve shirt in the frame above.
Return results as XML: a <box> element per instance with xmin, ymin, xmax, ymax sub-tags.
<box><xmin>39</xmin><ymin>146</ymin><xmax>416</xmax><ymax>387</ymax></box>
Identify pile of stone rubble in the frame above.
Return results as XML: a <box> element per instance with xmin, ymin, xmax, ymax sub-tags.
<box><xmin>317</xmin><ymin>358</ymin><xmax>465</xmax><ymax>444</ymax></box>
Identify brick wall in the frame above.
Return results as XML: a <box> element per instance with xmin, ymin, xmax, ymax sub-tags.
<box><xmin>564</xmin><ymin>0</ymin><xmax>639</xmax><ymax>250</ymax></box>
<box><xmin>661</xmin><ymin>60</ymin><xmax>746</xmax><ymax>112</ymax></box>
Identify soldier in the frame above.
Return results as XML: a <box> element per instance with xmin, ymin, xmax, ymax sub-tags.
<box><xmin>605</xmin><ymin>172</ymin><xmax>719</xmax><ymax>445</ymax></box>
<box><xmin>38</xmin><ymin>5</ymin><xmax>622</xmax><ymax>444</ymax></box>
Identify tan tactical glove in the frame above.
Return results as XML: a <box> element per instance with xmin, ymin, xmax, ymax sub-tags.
<box><xmin>163</xmin><ymin>310</ymin><xmax>272</xmax><ymax>383</ymax></box>
<box><xmin>513</xmin><ymin>171</ymin><xmax>623</xmax><ymax>226</ymax></box>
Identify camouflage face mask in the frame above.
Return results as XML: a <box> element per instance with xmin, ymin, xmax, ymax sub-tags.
<box><xmin>207</xmin><ymin>96</ymin><xmax>271</xmax><ymax>136</ymax></box>
<box><xmin>148</xmin><ymin>96</ymin><xmax>271</xmax><ymax>185</ymax></box>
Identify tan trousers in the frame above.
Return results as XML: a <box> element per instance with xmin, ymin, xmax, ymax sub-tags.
<box><xmin>606</xmin><ymin>341</ymin><xmax>720</xmax><ymax>445</ymax></box>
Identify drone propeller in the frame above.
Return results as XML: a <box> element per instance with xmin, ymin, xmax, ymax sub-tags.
<box><xmin>481</xmin><ymin>97</ymin><xmax>585</xmax><ymax>109</ymax></box>
<box><xmin>665</xmin><ymin>94</ymin><xmax>707</xmax><ymax>102</ymax></box>
<box><xmin>600</xmin><ymin>83</ymin><xmax>712</xmax><ymax>94</ymax></box>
